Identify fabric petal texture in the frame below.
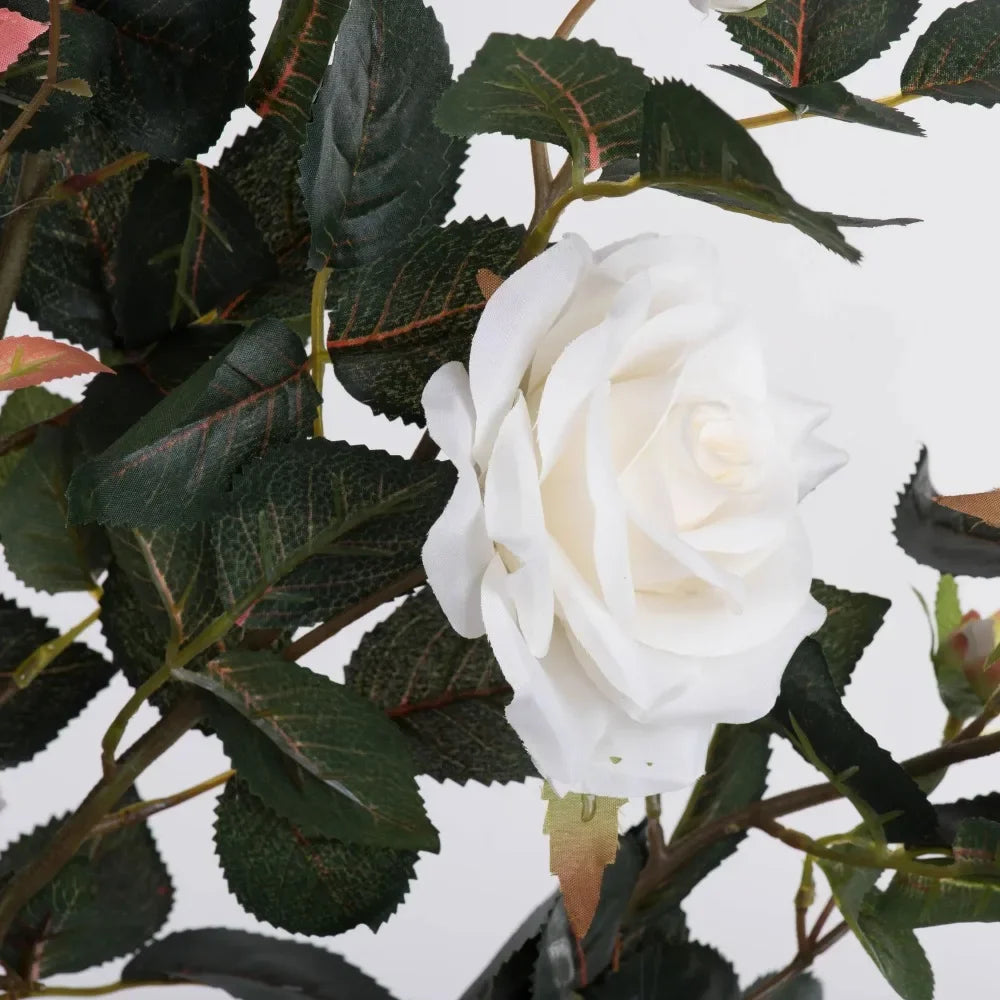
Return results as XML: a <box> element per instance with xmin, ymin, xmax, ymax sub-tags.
<box><xmin>423</xmin><ymin>233</ymin><xmax>844</xmax><ymax>796</ymax></box>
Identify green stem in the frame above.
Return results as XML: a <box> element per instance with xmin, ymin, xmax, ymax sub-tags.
<box><xmin>0</xmin><ymin>695</ymin><xmax>204</xmax><ymax>948</ymax></box>
<box><xmin>0</xmin><ymin>152</ymin><xmax>52</xmax><ymax>337</ymax></box>
<box><xmin>310</xmin><ymin>266</ymin><xmax>332</xmax><ymax>438</ymax></box>
<box><xmin>15</xmin><ymin>980</ymin><xmax>182</xmax><ymax>998</ymax></box>
<box><xmin>739</xmin><ymin>91</ymin><xmax>920</xmax><ymax>131</ymax></box>
<box><xmin>13</xmin><ymin>602</ymin><xmax>101</xmax><ymax>690</ymax></box>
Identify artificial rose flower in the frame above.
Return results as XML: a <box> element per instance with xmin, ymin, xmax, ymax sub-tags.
<box><xmin>942</xmin><ymin>610</ymin><xmax>1000</xmax><ymax>705</ymax></box>
<box><xmin>688</xmin><ymin>0</ymin><xmax>764</xmax><ymax>13</ymax></box>
<box><xmin>421</xmin><ymin>234</ymin><xmax>845</xmax><ymax>797</ymax></box>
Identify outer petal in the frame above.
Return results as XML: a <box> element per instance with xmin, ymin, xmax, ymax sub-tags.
<box><xmin>470</xmin><ymin>235</ymin><xmax>591</xmax><ymax>468</ymax></box>
<box><xmin>483</xmin><ymin>394</ymin><xmax>554</xmax><ymax>657</ymax></box>
<box><xmin>421</xmin><ymin>362</ymin><xmax>493</xmax><ymax>637</ymax></box>
<box><xmin>770</xmin><ymin>393</ymin><xmax>848</xmax><ymax>498</ymax></box>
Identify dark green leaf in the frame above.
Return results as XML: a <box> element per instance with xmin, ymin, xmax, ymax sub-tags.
<box><xmin>134</xmin><ymin>325</ymin><xmax>244</xmax><ymax>396</ymax></box>
<box><xmin>247</xmin><ymin>0</ymin><xmax>350</xmax><ymax>140</ymax></box>
<box><xmin>300</xmin><ymin>0</ymin><xmax>465</xmax><ymax>270</ymax></box>
<box><xmin>584</xmin><ymin>941</ymin><xmax>739</xmax><ymax>1000</ymax></box>
<box><xmin>123</xmin><ymin>928</ymin><xmax>398</xmax><ymax>1000</ymax></box>
<box><xmin>639</xmin><ymin>81</ymin><xmax>860</xmax><ymax>262</ymax></box>
<box><xmin>936</xmin><ymin>794</ymin><xmax>1000</xmax><ymax>842</ymax></box>
<box><xmin>181</xmin><ymin>651</ymin><xmax>437</xmax><ymax>851</ymax></box>
<box><xmin>0</xmin><ymin>386</ymin><xmax>73</xmax><ymax>491</ymax></box>
<box><xmin>112</xmin><ymin>160</ymin><xmax>276</xmax><ymax>349</ymax></box>
<box><xmin>108</xmin><ymin>522</ymin><xmax>221</xmax><ymax>646</ymax></box>
<box><xmin>213</xmin><ymin>439</ymin><xmax>454</xmax><ymax>630</ymax></box>
<box><xmin>436</xmin><ymin>34</ymin><xmax>648</xmax><ymax>173</ymax></box>
<box><xmin>214</xmin><ymin>779</ymin><xmax>416</xmax><ymax>935</ymax></box>
<box><xmin>217</xmin><ymin>120</ymin><xmax>312</xmax><ymax>268</ymax></box>
<box><xmin>535</xmin><ymin>831</ymin><xmax>645</xmax><ymax>998</ymax></box>
<box><xmin>877</xmin><ymin>818</ymin><xmax>1000</xmax><ymax>928</ymax></box>
<box><xmin>71</xmin><ymin>367</ymin><xmax>164</xmax><ymax>461</ymax></box>
<box><xmin>0</xmin><ymin>598</ymin><xmax>114</xmax><ymax>767</ymax></box>
<box><xmin>902</xmin><ymin>0</ymin><xmax>1000</xmax><ymax>106</ymax></box>
<box><xmin>0</xmin><ymin>426</ymin><xmax>107</xmax><ymax>593</ymax></box>
<box><xmin>346</xmin><ymin>589</ymin><xmax>533</xmax><ymax>785</ymax></box>
<box><xmin>67</xmin><ymin>319</ymin><xmax>319</xmax><ymax>528</ymax></box>
<box><xmin>650</xmin><ymin>724</ymin><xmax>770</xmax><ymax>910</ymax></box>
<box><xmin>77</xmin><ymin>0</ymin><xmax>253</xmax><ymax>160</ymax></box>
<box><xmin>0</xmin><ymin>793</ymin><xmax>172</xmax><ymax>977</ymax></box>
<box><xmin>818</xmin><ymin>850</ymin><xmax>933</xmax><ymax>1000</ymax></box>
<box><xmin>723</xmin><ymin>0</ymin><xmax>919</xmax><ymax>85</ymax></box>
<box><xmin>326</xmin><ymin>218</ymin><xmax>525</xmax><ymax>425</ymax></box>
<box><xmin>774</xmin><ymin>639</ymin><xmax>940</xmax><ymax>845</ymax></box>
<box><xmin>458</xmin><ymin>894</ymin><xmax>557</xmax><ymax>1000</ymax></box>
<box><xmin>715</xmin><ymin>65</ymin><xmax>923</xmax><ymax>135</ymax></box>
<box><xmin>894</xmin><ymin>447</ymin><xmax>1000</xmax><ymax>577</ymax></box>
<box><xmin>0</xmin><ymin>120</ymin><xmax>142</xmax><ymax>348</ymax></box>
<box><xmin>742</xmin><ymin>974</ymin><xmax>822</xmax><ymax>999</ymax></box>
<box><xmin>822</xmin><ymin>213</ymin><xmax>920</xmax><ymax>228</ymax></box>
<box><xmin>810</xmin><ymin>580</ymin><xmax>891</xmax><ymax>694</ymax></box>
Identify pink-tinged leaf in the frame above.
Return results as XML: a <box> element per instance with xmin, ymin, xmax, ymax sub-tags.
<box><xmin>0</xmin><ymin>9</ymin><xmax>46</xmax><ymax>74</ymax></box>
<box><xmin>0</xmin><ymin>338</ymin><xmax>113</xmax><ymax>391</ymax></box>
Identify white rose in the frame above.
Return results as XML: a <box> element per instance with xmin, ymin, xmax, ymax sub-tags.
<box><xmin>689</xmin><ymin>0</ymin><xmax>764</xmax><ymax>12</ymax></box>
<box><xmin>421</xmin><ymin>234</ymin><xmax>845</xmax><ymax>797</ymax></box>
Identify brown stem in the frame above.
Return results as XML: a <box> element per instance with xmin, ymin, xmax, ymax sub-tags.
<box><xmin>281</xmin><ymin>567</ymin><xmax>428</xmax><ymax>662</ymax></box>
<box><xmin>555</xmin><ymin>0</ymin><xmax>600</xmax><ymax>37</ymax></box>
<box><xmin>0</xmin><ymin>152</ymin><xmax>51</xmax><ymax>337</ymax></box>
<box><xmin>955</xmin><ymin>695</ymin><xmax>1000</xmax><ymax>742</ymax></box>
<box><xmin>0</xmin><ymin>0</ymin><xmax>62</xmax><ymax>158</ymax></box>
<box><xmin>0</xmin><ymin>695</ymin><xmax>204</xmax><ymax>945</ymax></box>
<box><xmin>633</xmin><ymin>730</ymin><xmax>1000</xmax><ymax>909</ymax></box>
<box><xmin>807</xmin><ymin>897</ymin><xmax>837</xmax><ymax>946</ymax></box>
<box><xmin>743</xmin><ymin>923</ymin><xmax>849</xmax><ymax>1000</ymax></box>
<box><xmin>528</xmin><ymin>142</ymin><xmax>552</xmax><ymax>231</ymax></box>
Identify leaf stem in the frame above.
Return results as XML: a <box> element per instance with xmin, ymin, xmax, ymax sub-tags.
<box><xmin>743</xmin><ymin>922</ymin><xmax>849</xmax><ymax>1000</ymax></box>
<box><xmin>0</xmin><ymin>695</ymin><xmax>204</xmax><ymax>948</ymax></box>
<box><xmin>0</xmin><ymin>0</ymin><xmax>63</xmax><ymax>158</ymax></box>
<box><xmin>13</xmin><ymin>601</ymin><xmax>101</xmax><ymax>690</ymax></box>
<box><xmin>0</xmin><ymin>152</ymin><xmax>51</xmax><ymax>337</ymax></box>
<box><xmin>88</xmin><ymin>769</ymin><xmax>234</xmax><ymax>839</ymax></box>
<box><xmin>281</xmin><ymin>565</ymin><xmax>427</xmax><ymax>662</ymax></box>
<box><xmin>11</xmin><ymin>979</ymin><xmax>183</xmax><ymax>998</ymax></box>
<box><xmin>309</xmin><ymin>266</ymin><xmax>331</xmax><ymax>438</ymax></box>
<box><xmin>47</xmin><ymin>151</ymin><xmax>149</xmax><ymax>201</ymax></box>
<box><xmin>738</xmin><ymin>92</ymin><xmax>920</xmax><ymax>131</ymax></box>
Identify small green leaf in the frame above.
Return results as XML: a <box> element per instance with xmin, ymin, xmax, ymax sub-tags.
<box><xmin>436</xmin><ymin>34</ymin><xmax>649</xmax><ymax>174</ymax></box>
<box><xmin>716</xmin><ymin>65</ymin><xmax>924</xmax><ymax>135</ymax></box>
<box><xmin>810</xmin><ymin>580</ymin><xmax>891</xmax><ymax>694</ymax></box>
<box><xmin>723</xmin><ymin>0</ymin><xmax>919</xmax><ymax>86</ymax></box>
<box><xmin>935</xmin><ymin>575</ymin><xmax>963</xmax><ymax>642</ymax></box>
<box><xmin>214</xmin><ymin>779</ymin><xmax>416</xmax><ymax>935</ymax></box>
<box><xmin>639</xmin><ymin>81</ymin><xmax>860</xmax><ymax>262</ymax></box>
<box><xmin>123</xmin><ymin>928</ymin><xmax>399</xmax><ymax>1000</ymax></box>
<box><xmin>774</xmin><ymin>639</ymin><xmax>940</xmax><ymax>845</ymax></box>
<box><xmin>346</xmin><ymin>589</ymin><xmax>534</xmax><ymax>785</ymax></box>
<box><xmin>300</xmin><ymin>0</ymin><xmax>465</xmax><ymax>270</ymax></box>
<box><xmin>877</xmin><ymin>818</ymin><xmax>1000</xmax><ymax>928</ymax></box>
<box><xmin>894</xmin><ymin>447</ymin><xmax>1000</xmax><ymax>577</ymax></box>
<box><xmin>112</xmin><ymin>160</ymin><xmax>276</xmax><ymax>349</ymax></box>
<box><xmin>0</xmin><ymin>598</ymin><xmax>114</xmax><ymax>768</ymax></box>
<box><xmin>180</xmin><ymin>651</ymin><xmax>438</xmax><ymax>851</ymax></box>
<box><xmin>0</xmin><ymin>426</ymin><xmax>108</xmax><ymax>593</ymax></box>
<box><xmin>0</xmin><ymin>386</ymin><xmax>73</xmax><ymax>491</ymax></box>
<box><xmin>326</xmin><ymin>218</ymin><xmax>525</xmax><ymax>425</ymax></box>
<box><xmin>656</xmin><ymin>723</ymin><xmax>770</xmax><ymax>909</ymax></box>
<box><xmin>0</xmin><ymin>793</ymin><xmax>172</xmax><ymax>977</ymax></box>
<box><xmin>247</xmin><ymin>0</ymin><xmax>350</xmax><ymax>140</ymax></box>
<box><xmin>212</xmin><ymin>439</ymin><xmax>454</xmax><ymax>630</ymax></box>
<box><xmin>902</xmin><ymin>0</ymin><xmax>1000</xmax><ymax>106</ymax></box>
<box><xmin>67</xmin><ymin>319</ymin><xmax>319</xmax><ymax>528</ymax></box>
<box><xmin>818</xmin><ymin>848</ymin><xmax>933</xmax><ymax>1000</ymax></box>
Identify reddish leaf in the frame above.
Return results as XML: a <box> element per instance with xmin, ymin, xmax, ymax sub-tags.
<box><xmin>0</xmin><ymin>337</ymin><xmax>112</xmax><ymax>390</ymax></box>
<box><xmin>0</xmin><ymin>9</ymin><xmax>46</xmax><ymax>74</ymax></box>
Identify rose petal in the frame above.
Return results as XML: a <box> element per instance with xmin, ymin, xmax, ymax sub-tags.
<box><xmin>483</xmin><ymin>393</ymin><xmax>553</xmax><ymax>657</ymax></box>
<box><xmin>422</xmin><ymin>361</ymin><xmax>476</xmax><ymax>467</ymax></box>
<box><xmin>470</xmin><ymin>235</ymin><xmax>590</xmax><ymax>467</ymax></box>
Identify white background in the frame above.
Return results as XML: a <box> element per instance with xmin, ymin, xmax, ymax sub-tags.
<box><xmin>3</xmin><ymin>1</ymin><xmax>1000</xmax><ymax>997</ymax></box>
